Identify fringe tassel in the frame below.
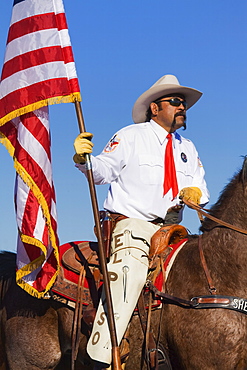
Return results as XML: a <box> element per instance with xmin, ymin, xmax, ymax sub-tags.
<box><xmin>16</xmin><ymin>263</ymin><xmax>60</xmax><ymax>299</ymax></box>
<box><xmin>14</xmin><ymin>159</ymin><xmax>58</xmax><ymax>252</ymax></box>
<box><xmin>0</xmin><ymin>92</ymin><xmax>82</xmax><ymax>127</ymax></box>
<box><xmin>16</xmin><ymin>233</ymin><xmax>60</xmax><ymax>299</ymax></box>
<box><xmin>13</xmin><ymin>159</ymin><xmax>60</xmax><ymax>297</ymax></box>
<box><xmin>0</xmin><ymin>94</ymin><xmax>81</xmax><ymax>298</ymax></box>
<box><xmin>0</xmin><ymin>147</ymin><xmax>61</xmax><ymax>299</ymax></box>
<box><xmin>0</xmin><ymin>133</ymin><xmax>15</xmax><ymax>157</ymax></box>
<box><xmin>16</xmin><ymin>253</ymin><xmax>46</xmax><ymax>278</ymax></box>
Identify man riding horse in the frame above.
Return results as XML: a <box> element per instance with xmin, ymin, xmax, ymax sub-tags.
<box><xmin>73</xmin><ymin>74</ymin><xmax>210</xmax><ymax>367</ymax></box>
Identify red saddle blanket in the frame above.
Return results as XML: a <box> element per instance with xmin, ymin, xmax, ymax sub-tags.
<box><xmin>51</xmin><ymin>239</ymin><xmax>187</xmax><ymax>307</ymax></box>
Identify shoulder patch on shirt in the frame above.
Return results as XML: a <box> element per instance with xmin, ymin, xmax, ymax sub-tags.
<box><xmin>104</xmin><ymin>134</ymin><xmax>121</xmax><ymax>153</ymax></box>
<box><xmin>198</xmin><ymin>157</ymin><xmax>203</xmax><ymax>167</ymax></box>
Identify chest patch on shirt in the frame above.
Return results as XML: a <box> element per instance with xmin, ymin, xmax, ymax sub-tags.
<box><xmin>104</xmin><ymin>134</ymin><xmax>121</xmax><ymax>153</ymax></box>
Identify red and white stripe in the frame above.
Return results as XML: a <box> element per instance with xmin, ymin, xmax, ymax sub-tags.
<box><xmin>0</xmin><ymin>0</ymin><xmax>80</xmax><ymax>125</ymax></box>
<box><xmin>1</xmin><ymin>107</ymin><xmax>59</xmax><ymax>295</ymax></box>
<box><xmin>0</xmin><ymin>0</ymin><xmax>81</xmax><ymax>297</ymax></box>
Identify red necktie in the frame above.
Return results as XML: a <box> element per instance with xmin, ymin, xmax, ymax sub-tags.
<box><xmin>163</xmin><ymin>133</ymin><xmax>179</xmax><ymax>199</ymax></box>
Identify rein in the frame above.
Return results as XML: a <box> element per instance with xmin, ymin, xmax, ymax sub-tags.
<box><xmin>147</xmin><ymin>281</ymin><xmax>247</xmax><ymax>315</ymax></box>
<box><xmin>146</xmin><ymin>199</ymin><xmax>247</xmax><ymax>315</ymax></box>
<box><xmin>183</xmin><ymin>199</ymin><xmax>247</xmax><ymax>235</ymax></box>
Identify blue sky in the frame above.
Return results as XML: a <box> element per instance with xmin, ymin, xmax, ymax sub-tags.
<box><xmin>0</xmin><ymin>0</ymin><xmax>247</xmax><ymax>252</ymax></box>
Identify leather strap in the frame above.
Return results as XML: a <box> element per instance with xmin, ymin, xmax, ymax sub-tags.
<box><xmin>137</xmin><ymin>292</ymin><xmax>158</xmax><ymax>370</ymax></box>
<box><xmin>183</xmin><ymin>199</ymin><xmax>247</xmax><ymax>235</ymax></box>
<box><xmin>198</xmin><ymin>235</ymin><xmax>216</xmax><ymax>294</ymax></box>
<box><xmin>147</xmin><ymin>281</ymin><xmax>247</xmax><ymax>315</ymax></box>
<box><xmin>146</xmin><ymin>281</ymin><xmax>195</xmax><ymax>307</ymax></box>
<box><xmin>71</xmin><ymin>266</ymin><xmax>86</xmax><ymax>369</ymax></box>
<box><xmin>108</xmin><ymin>211</ymin><xmax>180</xmax><ymax>226</ymax></box>
<box><xmin>108</xmin><ymin>212</ymin><xmax>128</xmax><ymax>225</ymax></box>
<box><xmin>71</xmin><ymin>248</ymin><xmax>97</xmax><ymax>368</ymax></box>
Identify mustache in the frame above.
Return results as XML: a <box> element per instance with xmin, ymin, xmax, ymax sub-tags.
<box><xmin>174</xmin><ymin>111</ymin><xmax>186</xmax><ymax>119</ymax></box>
<box><xmin>172</xmin><ymin>112</ymin><xmax>187</xmax><ymax>130</ymax></box>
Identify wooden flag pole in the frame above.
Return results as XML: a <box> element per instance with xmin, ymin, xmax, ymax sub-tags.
<box><xmin>74</xmin><ymin>100</ymin><xmax>122</xmax><ymax>370</ymax></box>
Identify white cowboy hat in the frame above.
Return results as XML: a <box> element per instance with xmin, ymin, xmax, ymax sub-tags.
<box><xmin>132</xmin><ymin>74</ymin><xmax>202</xmax><ymax>123</ymax></box>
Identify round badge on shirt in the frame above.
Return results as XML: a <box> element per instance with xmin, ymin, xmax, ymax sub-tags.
<box><xmin>181</xmin><ymin>152</ymin><xmax>187</xmax><ymax>163</ymax></box>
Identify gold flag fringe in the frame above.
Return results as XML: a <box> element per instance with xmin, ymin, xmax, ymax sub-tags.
<box><xmin>13</xmin><ymin>159</ymin><xmax>60</xmax><ymax>298</ymax></box>
<box><xmin>0</xmin><ymin>132</ymin><xmax>15</xmax><ymax>156</ymax></box>
<box><xmin>0</xmin><ymin>96</ymin><xmax>72</xmax><ymax>297</ymax></box>
<box><xmin>0</xmin><ymin>92</ymin><xmax>81</xmax><ymax>127</ymax></box>
<box><xmin>16</xmin><ymin>250</ymin><xmax>59</xmax><ymax>299</ymax></box>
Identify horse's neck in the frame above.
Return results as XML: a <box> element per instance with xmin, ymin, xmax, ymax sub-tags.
<box><xmin>203</xmin><ymin>228</ymin><xmax>247</xmax><ymax>262</ymax></box>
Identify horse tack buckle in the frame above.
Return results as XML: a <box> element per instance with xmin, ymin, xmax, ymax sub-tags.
<box><xmin>190</xmin><ymin>295</ymin><xmax>247</xmax><ymax>315</ymax></box>
<box><xmin>191</xmin><ymin>296</ymin><xmax>231</xmax><ymax>308</ymax></box>
<box><xmin>209</xmin><ymin>287</ymin><xmax>217</xmax><ymax>295</ymax></box>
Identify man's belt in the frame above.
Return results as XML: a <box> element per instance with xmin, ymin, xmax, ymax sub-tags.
<box><xmin>108</xmin><ymin>204</ymin><xmax>183</xmax><ymax>226</ymax></box>
<box><xmin>108</xmin><ymin>212</ymin><xmax>163</xmax><ymax>225</ymax></box>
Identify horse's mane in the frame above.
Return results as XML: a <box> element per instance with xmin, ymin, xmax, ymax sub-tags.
<box><xmin>0</xmin><ymin>251</ymin><xmax>16</xmax><ymax>279</ymax></box>
<box><xmin>201</xmin><ymin>156</ymin><xmax>247</xmax><ymax>232</ymax></box>
<box><xmin>0</xmin><ymin>251</ymin><xmax>16</xmax><ymax>305</ymax></box>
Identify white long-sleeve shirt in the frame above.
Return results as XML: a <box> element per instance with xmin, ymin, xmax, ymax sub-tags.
<box><xmin>76</xmin><ymin>120</ymin><xmax>209</xmax><ymax>222</ymax></box>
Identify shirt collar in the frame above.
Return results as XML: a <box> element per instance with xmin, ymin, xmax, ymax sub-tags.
<box><xmin>149</xmin><ymin>120</ymin><xmax>182</xmax><ymax>144</ymax></box>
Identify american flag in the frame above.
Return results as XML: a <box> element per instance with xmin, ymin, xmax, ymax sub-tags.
<box><xmin>0</xmin><ymin>0</ymin><xmax>81</xmax><ymax>297</ymax></box>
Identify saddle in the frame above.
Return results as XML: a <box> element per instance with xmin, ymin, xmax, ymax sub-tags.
<box><xmin>51</xmin><ymin>224</ymin><xmax>188</xmax><ymax>309</ymax></box>
<box><xmin>51</xmin><ymin>225</ymin><xmax>188</xmax><ymax>368</ymax></box>
<box><xmin>51</xmin><ymin>241</ymin><xmax>102</xmax><ymax>307</ymax></box>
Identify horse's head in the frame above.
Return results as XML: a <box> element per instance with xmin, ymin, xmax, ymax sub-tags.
<box><xmin>201</xmin><ymin>156</ymin><xmax>247</xmax><ymax>232</ymax></box>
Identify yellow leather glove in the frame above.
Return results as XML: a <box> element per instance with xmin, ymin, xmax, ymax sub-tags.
<box><xmin>179</xmin><ymin>187</ymin><xmax>202</xmax><ymax>205</ymax></box>
<box><xmin>73</xmin><ymin>132</ymin><xmax>94</xmax><ymax>164</ymax></box>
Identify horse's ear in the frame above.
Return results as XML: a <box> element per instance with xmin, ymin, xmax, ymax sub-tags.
<box><xmin>241</xmin><ymin>156</ymin><xmax>247</xmax><ymax>183</ymax></box>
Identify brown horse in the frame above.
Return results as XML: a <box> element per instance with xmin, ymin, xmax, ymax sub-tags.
<box><xmin>122</xmin><ymin>157</ymin><xmax>247</xmax><ymax>369</ymax></box>
<box><xmin>159</xmin><ymin>155</ymin><xmax>247</xmax><ymax>370</ymax></box>
<box><xmin>1</xmin><ymin>157</ymin><xmax>247</xmax><ymax>369</ymax></box>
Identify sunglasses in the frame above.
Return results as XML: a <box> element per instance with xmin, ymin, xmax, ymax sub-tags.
<box><xmin>155</xmin><ymin>98</ymin><xmax>187</xmax><ymax>109</ymax></box>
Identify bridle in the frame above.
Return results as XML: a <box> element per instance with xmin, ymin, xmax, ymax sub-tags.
<box><xmin>185</xmin><ymin>198</ymin><xmax>247</xmax><ymax>295</ymax></box>
<box><xmin>183</xmin><ymin>198</ymin><xmax>247</xmax><ymax>235</ymax></box>
<box><xmin>146</xmin><ymin>199</ymin><xmax>247</xmax><ymax>315</ymax></box>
